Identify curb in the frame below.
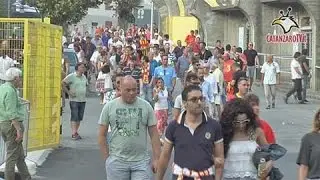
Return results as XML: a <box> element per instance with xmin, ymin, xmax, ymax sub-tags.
<box><xmin>0</xmin><ymin>149</ymin><xmax>53</xmax><ymax>176</ymax></box>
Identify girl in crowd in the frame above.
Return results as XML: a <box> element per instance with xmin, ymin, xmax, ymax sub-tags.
<box><xmin>297</xmin><ymin>109</ymin><xmax>320</xmax><ymax>180</ymax></box>
<box><xmin>153</xmin><ymin>77</ymin><xmax>169</xmax><ymax>143</ymax></box>
<box><xmin>220</xmin><ymin>98</ymin><xmax>272</xmax><ymax>180</ymax></box>
<box><xmin>96</xmin><ymin>50</ymin><xmax>113</xmax><ymax>104</ymax></box>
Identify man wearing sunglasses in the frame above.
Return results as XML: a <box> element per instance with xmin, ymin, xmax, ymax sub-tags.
<box><xmin>157</xmin><ymin>85</ymin><xmax>224</xmax><ymax>180</ymax></box>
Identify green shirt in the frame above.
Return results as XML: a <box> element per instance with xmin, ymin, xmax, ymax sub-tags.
<box><xmin>0</xmin><ymin>82</ymin><xmax>21</xmax><ymax>122</ymax></box>
<box><xmin>63</xmin><ymin>73</ymin><xmax>87</xmax><ymax>102</ymax></box>
<box><xmin>98</xmin><ymin>97</ymin><xmax>157</xmax><ymax>162</ymax></box>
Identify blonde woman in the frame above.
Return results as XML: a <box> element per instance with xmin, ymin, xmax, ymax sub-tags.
<box><xmin>153</xmin><ymin>78</ymin><xmax>169</xmax><ymax>141</ymax></box>
<box><xmin>297</xmin><ymin>109</ymin><xmax>320</xmax><ymax>180</ymax></box>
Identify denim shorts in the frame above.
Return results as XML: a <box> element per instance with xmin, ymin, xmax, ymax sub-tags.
<box><xmin>247</xmin><ymin>66</ymin><xmax>255</xmax><ymax>78</ymax></box>
<box><xmin>69</xmin><ymin>101</ymin><xmax>86</xmax><ymax>121</ymax></box>
<box><xmin>105</xmin><ymin>156</ymin><xmax>152</xmax><ymax>180</ymax></box>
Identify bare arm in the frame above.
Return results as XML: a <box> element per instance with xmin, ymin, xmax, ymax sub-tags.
<box><xmin>156</xmin><ymin>141</ymin><xmax>173</xmax><ymax>180</ymax></box>
<box><xmin>62</xmin><ymin>81</ymin><xmax>71</xmax><ymax>95</ymax></box>
<box><xmin>303</xmin><ymin>62</ymin><xmax>310</xmax><ymax>74</ymax></box>
<box><xmin>261</xmin><ymin>73</ymin><xmax>264</xmax><ymax>84</ymax></box>
<box><xmin>214</xmin><ymin>142</ymin><xmax>224</xmax><ymax>180</ymax></box>
<box><xmin>98</xmin><ymin>124</ymin><xmax>109</xmax><ymax>160</ymax></box>
<box><xmin>172</xmin><ymin>78</ymin><xmax>176</xmax><ymax>92</ymax></box>
<box><xmin>256</xmin><ymin>128</ymin><xmax>268</xmax><ymax>145</ymax></box>
<box><xmin>298</xmin><ymin>164</ymin><xmax>308</xmax><ymax>180</ymax></box>
<box><xmin>294</xmin><ymin>67</ymin><xmax>302</xmax><ymax>76</ymax></box>
<box><xmin>148</xmin><ymin>125</ymin><xmax>161</xmax><ymax>163</ymax></box>
<box><xmin>276</xmin><ymin>73</ymin><xmax>280</xmax><ymax>84</ymax></box>
<box><xmin>255</xmin><ymin>55</ymin><xmax>260</xmax><ymax>66</ymax></box>
<box><xmin>173</xmin><ymin>108</ymin><xmax>181</xmax><ymax>121</ymax></box>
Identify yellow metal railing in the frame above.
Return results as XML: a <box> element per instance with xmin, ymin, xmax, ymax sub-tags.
<box><xmin>0</xmin><ymin>18</ymin><xmax>62</xmax><ymax>151</ymax></box>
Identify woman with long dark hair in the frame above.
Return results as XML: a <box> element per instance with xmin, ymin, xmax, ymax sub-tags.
<box><xmin>220</xmin><ymin>98</ymin><xmax>272</xmax><ymax>180</ymax></box>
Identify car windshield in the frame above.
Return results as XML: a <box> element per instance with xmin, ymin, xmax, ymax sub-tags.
<box><xmin>63</xmin><ymin>51</ymin><xmax>78</xmax><ymax>66</ymax></box>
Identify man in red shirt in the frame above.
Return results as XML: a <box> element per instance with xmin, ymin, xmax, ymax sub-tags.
<box><xmin>244</xmin><ymin>93</ymin><xmax>276</xmax><ymax>144</ymax></box>
<box><xmin>223</xmin><ymin>54</ymin><xmax>235</xmax><ymax>99</ymax></box>
<box><xmin>185</xmin><ymin>30</ymin><xmax>196</xmax><ymax>45</ymax></box>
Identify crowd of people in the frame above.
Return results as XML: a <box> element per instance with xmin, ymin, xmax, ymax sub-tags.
<box><xmin>59</xmin><ymin>25</ymin><xmax>320</xmax><ymax>180</ymax></box>
<box><xmin>0</xmin><ymin>23</ymin><xmax>317</xmax><ymax>180</ymax></box>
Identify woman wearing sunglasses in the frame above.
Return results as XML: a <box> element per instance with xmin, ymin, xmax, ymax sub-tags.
<box><xmin>220</xmin><ymin>98</ymin><xmax>272</xmax><ymax>180</ymax></box>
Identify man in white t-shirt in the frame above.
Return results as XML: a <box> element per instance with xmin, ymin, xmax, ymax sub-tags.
<box><xmin>261</xmin><ymin>55</ymin><xmax>280</xmax><ymax>109</ymax></box>
<box><xmin>163</xmin><ymin>34</ymin><xmax>174</xmax><ymax>52</ymax></box>
<box><xmin>150</xmin><ymin>33</ymin><xmax>162</xmax><ymax>45</ymax></box>
<box><xmin>0</xmin><ymin>55</ymin><xmax>15</xmax><ymax>84</ymax></box>
<box><xmin>284</xmin><ymin>52</ymin><xmax>304</xmax><ymax>104</ymax></box>
<box><xmin>173</xmin><ymin>72</ymin><xmax>200</xmax><ymax>120</ymax></box>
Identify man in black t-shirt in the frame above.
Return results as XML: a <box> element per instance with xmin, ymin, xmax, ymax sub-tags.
<box><xmin>298</xmin><ymin>49</ymin><xmax>310</xmax><ymax>102</ymax></box>
<box><xmin>244</xmin><ymin>42</ymin><xmax>259</xmax><ymax>91</ymax></box>
<box><xmin>200</xmin><ymin>42</ymin><xmax>213</xmax><ymax>63</ymax></box>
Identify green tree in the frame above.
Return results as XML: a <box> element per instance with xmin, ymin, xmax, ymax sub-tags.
<box><xmin>104</xmin><ymin>0</ymin><xmax>142</xmax><ymax>29</ymax></box>
<box><xmin>26</xmin><ymin>0</ymin><xmax>102</xmax><ymax>26</ymax></box>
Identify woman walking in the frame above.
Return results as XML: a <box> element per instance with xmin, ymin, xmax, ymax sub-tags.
<box><xmin>220</xmin><ymin>98</ymin><xmax>272</xmax><ymax>180</ymax></box>
<box><xmin>153</xmin><ymin>78</ymin><xmax>169</xmax><ymax>142</ymax></box>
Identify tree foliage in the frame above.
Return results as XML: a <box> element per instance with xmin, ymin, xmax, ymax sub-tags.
<box><xmin>104</xmin><ymin>0</ymin><xmax>142</xmax><ymax>24</ymax></box>
<box><xmin>26</xmin><ymin>0</ymin><xmax>102</xmax><ymax>25</ymax></box>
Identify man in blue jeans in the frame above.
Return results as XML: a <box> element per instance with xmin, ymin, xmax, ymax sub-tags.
<box><xmin>152</xmin><ymin>54</ymin><xmax>177</xmax><ymax>113</ymax></box>
<box><xmin>98</xmin><ymin>76</ymin><xmax>161</xmax><ymax>180</ymax></box>
<box><xmin>62</xmin><ymin>62</ymin><xmax>88</xmax><ymax>140</ymax></box>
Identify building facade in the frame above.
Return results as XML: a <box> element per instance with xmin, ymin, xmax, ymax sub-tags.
<box><xmin>154</xmin><ymin>0</ymin><xmax>320</xmax><ymax>91</ymax></box>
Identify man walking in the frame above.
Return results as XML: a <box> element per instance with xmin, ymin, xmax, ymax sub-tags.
<box><xmin>0</xmin><ymin>68</ymin><xmax>31</xmax><ymax>180</ymax></box>
<box><xmin>62</xmin><ymin>62</ymin><xmax>88</xmax><ymax>140</ymax></box>
<box><xmin>175</xmin><ymin>49</ymin><xmax>190</xmax><ymax>86</ymax></box>
<box><xmin>298</xmin><ymin>49</ymin><xmax>310</xmax><ymax>103</ymax></box>
<box><xmin>261</xmin><ymin>55</ymin><xmax>280</xmax><ymax>109</ymax></box>
<box><xmin>244</xmin><ymin>42</ymin><xmax>259</xmax><ymax>91</ymax></box>
<box><xmin>157</xmin><ymin>85</ymin><xmax>224</xmax><ymax>180</ymax></box>
<box><xmin>98</xmin><ymin>76</ymin><xmax>161</xmax><ymax>179</ymax></box>
<box><xmin>284</xmin><ymin>52</ymin><xmax>304</xmax><ymax>104</ymax></box>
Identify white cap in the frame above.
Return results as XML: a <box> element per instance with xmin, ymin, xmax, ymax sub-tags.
<box><xmin>3</xmin><ymin>67</ymin><xmax>22</xmax><ymax>81</ymax></box>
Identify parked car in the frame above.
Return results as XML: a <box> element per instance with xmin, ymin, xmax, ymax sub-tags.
<box><xmin>63</xmin><ymin>48</ymin><xmax>79</xmax><ymax>74</ymax></box>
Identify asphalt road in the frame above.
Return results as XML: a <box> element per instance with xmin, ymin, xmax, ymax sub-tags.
<box><xmin>34</xmin><ymin>80</ymin><xmax>319</xmax><ymax>180</ymax></box>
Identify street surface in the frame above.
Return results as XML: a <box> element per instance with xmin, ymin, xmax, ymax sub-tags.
<box><xmin>34</xmin><ymin>80</ymin><xmax>319</xmax><ymax>180</ymax></box>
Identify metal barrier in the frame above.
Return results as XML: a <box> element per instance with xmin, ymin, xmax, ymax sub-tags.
<box><xmin>0</xmin><ymin>99</ymin><xmax>30</xmax><ymax>166</ymax></box>
<box><xmin>0</xmin><ymin>19</ymin><xmax>62</xmax><ymax>152</ymax></box>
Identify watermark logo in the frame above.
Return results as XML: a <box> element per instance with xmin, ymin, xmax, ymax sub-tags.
<box><xmin>266</xmin><ymin>7</ymin><xmax>307</xmax><ymax>43</ymax></box>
